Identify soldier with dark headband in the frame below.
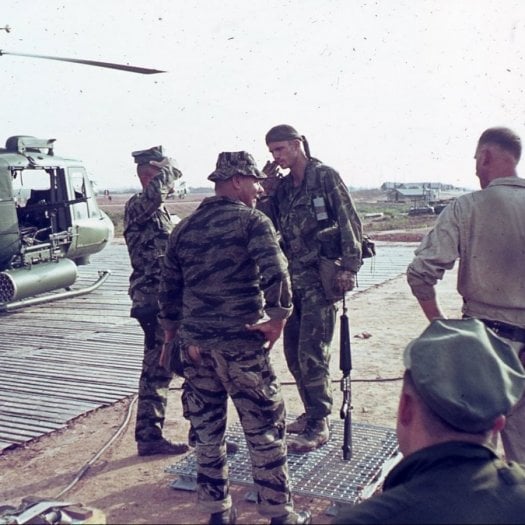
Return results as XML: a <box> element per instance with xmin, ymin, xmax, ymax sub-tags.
<box><xmin>334</xmin><ymin>318</ymin><xmax>525</xmax><ymax>524</ymax></box>
<box><xmin>124</xmin><ymin>146</ymin><xmax>189</xmax><ymax>457</ymax></box>
<box><xmin>159</xmin><ymin>151</ymin><xmax>311</xmax><ymax>525</ymax></box>
<box><xmin>260</xmin><ymin>124</ymin><xmax>363</xmax><ymax>453</ymax></box>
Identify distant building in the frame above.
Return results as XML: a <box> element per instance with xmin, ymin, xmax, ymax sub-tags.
<box><xmin>380</xmin><ymin>181</ymin><xmax>397</xmax><ymax>190</ymax></box>
<box><xmin>381</xmin><ymin>182</ymin><xmax>469</xmax><ymax>205</ymax></box>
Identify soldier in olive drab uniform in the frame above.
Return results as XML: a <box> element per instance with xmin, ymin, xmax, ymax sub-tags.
<box><xmin>124</xmin><ymin>146</ymin><xmax>189</xmax><ymax>456</ymax></box>
<box><xmin>334</xmin><ymin>319</ymin><xmax>525</xmax><ymax>524</ymax></box>
<box><xmin>407</xmin><ymin>127</ymin><xmax>525</xmax><ymax>463</ymax></box>
<box><xmin>260</xmin><ymin>125</ymin><xmax>363</xmax><ymax>453</ymax></box>
<box><xmin>159</xmin><ymin>152</ymin><xmax>311</xmax><ymax>525</ymax></box>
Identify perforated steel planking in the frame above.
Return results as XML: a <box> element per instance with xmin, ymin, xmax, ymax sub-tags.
<box><xmin>166</xmin><ymin>417</ymin><xmax>401</xmax><ymax>514</ymax></box>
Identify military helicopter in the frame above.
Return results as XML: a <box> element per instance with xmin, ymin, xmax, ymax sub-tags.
<box><xmin>0</xmin><ymin>135</ymin><xmax>116</xmax><ymax>312</ymax></box>
<box><xmin>0</xmin><ymin>27</ymin><xmax>166</xmax><ymax>311</ymax></box>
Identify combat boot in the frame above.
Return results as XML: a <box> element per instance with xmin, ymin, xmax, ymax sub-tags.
<box><xmin>269</xmin><ymin>510</ymin><xmax>312</xmax><ymax>524</ymax></box>
<box><xmin>287</xmin><ymin>418</ymin><xmax>329</xmax><ymax>454</ymax></box>
<box><xmin>137</xmin><ymin>437</ymin><xmax>189</xmax><ymax>456</ymax></box>
<box><xmin>286</xmin><ymin>413</ymin><xmax>307</xmax><ymax>434</ymax></box>
<box><xmin>209</xmin><ymin>506</ymin><xmax>237</xmax><ymax>524</ymax></box>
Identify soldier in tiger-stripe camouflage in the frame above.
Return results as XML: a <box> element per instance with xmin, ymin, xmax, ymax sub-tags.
<box><xmin>124</xmin><ymin>146</ymin><xmax>189</xmax><ymax>457</ymax></box>
<box><xmin>159</xmin><ymin>151</ymin><xmax>311</xmax><ymax>525</ymax></box>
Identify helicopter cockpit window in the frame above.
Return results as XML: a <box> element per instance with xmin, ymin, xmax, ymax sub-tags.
<box><xmin>68</xmin><ymin>168</ymin><xmax>101</xmax><ymax>220</ymax></box>
<box><xmin>69</xmin><ymin>170</ymin><xmax>89</xmax><ymax>220</ymax></box>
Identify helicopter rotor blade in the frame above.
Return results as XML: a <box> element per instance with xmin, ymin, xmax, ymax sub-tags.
<box><xmin>0</xmin><ymin>50</ymin><xmax>166</xmax><ymax>74</ymax></box>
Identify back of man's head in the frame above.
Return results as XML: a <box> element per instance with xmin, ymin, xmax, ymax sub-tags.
<box><xmin>208</xmin><ymin>151</ymin><xmax>265</xmax><ymax>183</ymax></box>
<box><xmin>478</xmin><ymin>127</ymin><xmax>522</xmax><ymax>162</ymax></box>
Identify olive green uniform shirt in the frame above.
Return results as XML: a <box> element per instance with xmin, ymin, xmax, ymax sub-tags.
<box><xmin>334</xmin><ymin>441</ymin><xmax>525</xmax><ymax>524</ymax></box>
<box><xmin>407</xmin><ymin>177</ymin><xmax>525</xmax><ymax>328</ymax></box>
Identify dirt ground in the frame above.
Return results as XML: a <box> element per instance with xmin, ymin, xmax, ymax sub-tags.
<box><xmin>0</xmin><ymin>245</ymin><xmax>464</xmax><ymax>524</ymax></box>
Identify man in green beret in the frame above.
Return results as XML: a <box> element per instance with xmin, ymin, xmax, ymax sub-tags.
<box><xmin>260</xmin><ymin>125</ymin><xmax>363</xmax><ymax>453</ymax></box>
<box><xmin>407</xmin><ymin>126</ymin><xmax>525</xmax><ymax>463</ymax></box>
<box><xmin>334</xmin><ymin>318</ymin><xmax>525</xmax><ymax>524</ymax></box>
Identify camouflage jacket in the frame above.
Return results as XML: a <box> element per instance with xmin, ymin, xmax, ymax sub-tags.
<box><xmin>158</xmin><ymin>196</ymin><xmax>292</xmax><ymax>345</ymax></box>
<box><xmin>123</xmin><ymin>167</ymin><xmax>176</xmax><ymax>317</ymax></box>
<box><xmin>260</xmin><ymin>158</ymin><xmax>363</xmax><ymax>290</ymax></box>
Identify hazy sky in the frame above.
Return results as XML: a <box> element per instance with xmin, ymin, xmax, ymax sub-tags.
<box><xmin>2</xmin><ymin>1</ymin><xmax>524</xmax><ymax>190</ymax></box>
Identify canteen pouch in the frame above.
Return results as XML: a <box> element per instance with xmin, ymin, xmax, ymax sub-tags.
<box><xmin>318</xmin><ymin>256</ymin><xmax>344</xmax><ymax>303</ymax></box>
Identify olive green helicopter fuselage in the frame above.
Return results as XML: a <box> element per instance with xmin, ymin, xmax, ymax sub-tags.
<box><xmin>0</xmin><ymin>135</ymin><xmax>113</xmax><ymax>310</ymax></box>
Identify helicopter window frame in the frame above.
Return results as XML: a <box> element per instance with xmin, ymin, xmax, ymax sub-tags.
<box><xmin>67</xmin><ymin>167</ymin><xmax>101</xmax><ymax>220</ymax></box>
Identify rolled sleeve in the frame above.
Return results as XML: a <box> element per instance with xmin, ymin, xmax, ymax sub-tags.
<box><xmin>406</xmin><ymin>204</ymin><xmax>461</xmax><ymax>299</ymax></box>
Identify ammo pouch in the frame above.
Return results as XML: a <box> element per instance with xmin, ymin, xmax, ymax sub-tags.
<box><xmin>319</xmin><ymin>256</ymin><xmax>344</xmax><ymax>303</ymax></box>
<box><xmin>362</xmin><ymin>235</ymin><xmax>376</xmax><ymax>259</ymax></box>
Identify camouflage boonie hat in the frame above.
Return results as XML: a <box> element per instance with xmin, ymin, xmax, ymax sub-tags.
<box><xmin>208</xmin><ymin>151</ymin><xmax>266</xmax><ymax>182</ymax></box>
<box><xmin>265</xmin><ymin>124</ymin><xmax>302</xmax><ymax>144</ymax></box>
<box><xmin>404</xmin><ymin>318</ymin><xmax>525</xmax><ymax>433</ymax></box>
<box><xmin>132</xmin><ymin>145</ymin><xmax>165</xmax><ymax>165</ymax></box>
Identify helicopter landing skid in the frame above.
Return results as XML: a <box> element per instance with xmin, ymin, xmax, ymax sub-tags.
<box><xmin>0</xmin><ymin>269</ymin><xmax>111</xmax><ymax>312</ymax></box>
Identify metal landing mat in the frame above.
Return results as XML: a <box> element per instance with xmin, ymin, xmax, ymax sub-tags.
<box><xmin>166</xmin><ymin>418</ymin><xmax>401</xmax><ymax>514</ymax></box>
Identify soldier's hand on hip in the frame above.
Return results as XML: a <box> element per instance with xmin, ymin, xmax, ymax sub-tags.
<box><xmin>187</xmin><ymin>344</ymin><xmax>202</xmax><ymax>366</ymax></box>
<box><xmin>246</xmin><ymin>318</ymin><xmax>286</xmax><ymax>350</ymax></box>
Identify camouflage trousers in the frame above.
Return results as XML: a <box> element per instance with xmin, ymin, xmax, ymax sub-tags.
<box><xmin>135</xmin><ymin>316</ymin><xmax>177</xmax><ymax>443</ymax></box>
<box><xmin>181</xmin><ymin>333</ymin><xmax>294</xmax><ymax>517</ymax></box>
<box><xmin>284</xmin><ymin>286</ymin><xmax>336</xmax><ymax>420</ymax></box>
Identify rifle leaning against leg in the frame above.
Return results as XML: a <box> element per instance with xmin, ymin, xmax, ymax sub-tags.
<box><xmin>339</xmin><ymin>293</ymin><xmax>353</xmax><ymax>460</ymax></box>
